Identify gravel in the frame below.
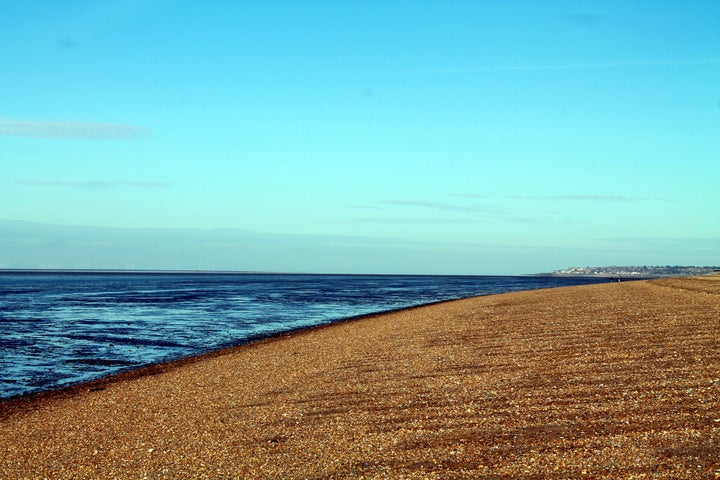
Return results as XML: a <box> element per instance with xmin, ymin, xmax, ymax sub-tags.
<box><xmin>1</xmin><ymin>276</ymin><xmax>719</xmax><ymax>479</ymax></box>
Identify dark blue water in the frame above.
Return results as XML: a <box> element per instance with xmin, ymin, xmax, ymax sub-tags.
<box><xmin>0</xmin><ymin>272</ymin><xmax>609</xmax><ymax>400</ymax></box>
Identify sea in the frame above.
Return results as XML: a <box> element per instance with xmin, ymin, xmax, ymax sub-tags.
<box><xmin>0</xmin><ymin>272</ymin><xmax>610</xmax><ymax>400</ymax></box>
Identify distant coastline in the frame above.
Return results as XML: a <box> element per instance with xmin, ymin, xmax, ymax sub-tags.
<box><xmin>542</xmin><ymin>265</ymin><xmax>720</xmax><ymax>278</ymax></box>
<box><xmin>0</xmin><ymin>269</ymin><xmax>551</xmax><ymax>277</ymax></box>
<box><xmin>2</xmin><ymin>266</ymin><xmax>719</xmax><ymax>278</ymax></box>
<box><xmin>0</xmin><ymin>269</ymin><xmax>266</xmax><ymax>276</ymax></box>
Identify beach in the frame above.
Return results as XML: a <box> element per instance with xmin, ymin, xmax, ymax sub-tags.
<box><xmin>1</xmin><ymin>276</ymin><xmax>719</xmax><ymax>479</ymax></box>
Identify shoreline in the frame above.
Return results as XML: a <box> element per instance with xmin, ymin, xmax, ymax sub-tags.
<box><xmin>0</xmin><ymin>295</ymin><xmax>470</xmax><ymax>415</ymax></box>
<box><xmin>2</xmin><ymin>276</ymin><xmax>719</xmax><ymax>478</ymax></box>
<box><xmin>1</xmin><ymin>275</ymin><xmax>610</xmax><ymax>404</ymax></box>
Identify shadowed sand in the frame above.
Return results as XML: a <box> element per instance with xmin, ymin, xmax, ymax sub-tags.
<box><xmin>1</xmin><ymin>276</ymin><xmax>719</xmax><ymax>479</ymax></box>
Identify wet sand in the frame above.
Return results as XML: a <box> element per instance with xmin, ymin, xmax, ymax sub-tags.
<box><xmin>1</xmin><ymin>276</ymin><xmax>719</xmax><ymax>479</ymax></box>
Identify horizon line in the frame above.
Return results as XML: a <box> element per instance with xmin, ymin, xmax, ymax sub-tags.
<box><xmin>0</xmin><ymin>268</ymin><xmax>543</xmax><ymax>277</ymax></box>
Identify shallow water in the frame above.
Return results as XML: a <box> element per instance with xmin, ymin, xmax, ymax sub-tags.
<box><xmin>0</xmin><ymin>273</ymin><xmax>608</xmax><ymax>399</ymax></box>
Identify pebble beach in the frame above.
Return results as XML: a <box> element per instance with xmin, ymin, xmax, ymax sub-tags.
<box><xmin>1</xmin><ymin>276</ymin><xmax>719</xmax><ymax>479</ymax></box>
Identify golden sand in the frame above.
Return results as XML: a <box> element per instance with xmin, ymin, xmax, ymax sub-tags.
<box><xmin>1</xmin><ymin>276</ymin><xmax>719</xmax><ymax>479</ymax></box>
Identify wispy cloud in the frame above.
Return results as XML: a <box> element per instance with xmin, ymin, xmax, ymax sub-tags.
<box><xmin>601</xmin><ymin>236</ymin><xmax>720</xmax><ymax>248</ymax></box>
<box><xmin>514</xmin><ymin>194</ymin><xmax>635</xmax><ymax>202</ymax></box>
<box><xmin>341</xmin><ymin>204</ymin><xmax>384</xmax><ymax>211</ymax></box>
<box><xmin>352</xmin><ymin>216</ymin><xmax>476</xmax><ymax>225</ymax></box>
<box><xmin>16</xmin><ymin>180</ymin><xmax>171</xmax><ymax>189</ymax></box>
<box><xmin>425</xmin><ymin>58</ymin><xmax>720</xmax><ymax>75</ymax></box>
<box><xmin>350</xmin><ymin>197</ymin><xmax>539</xmax><ymax>224</ymax></box>
<box><xmin>458</xmin><ymin>193</ymin><xmax>678</xmax><ymax>203</ymax></box>
<box><xmin>0</xmin><ymin>118</ymin><xmax>150</xmax><ymax>139</ymax></box>
<box><xmin>382</xmin><ymin>198</ymin><xmax>492</xmax><ymax>213</ymax></box>
<box><xmin>597</xmin><ymin>236</ymin><xmax>720</xmax><ymax>261</ymax></box>
<box><xmin>519</xmin><ymin>194</ymin><xmax>678</xmax><ymax>203</ymax></box>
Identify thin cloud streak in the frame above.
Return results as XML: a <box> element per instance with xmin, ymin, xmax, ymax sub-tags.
<box><xmin>354</xmin><ymin>198</ymin><xmax>540</xmax><ymax>224</ymax></box>
<box><xmin>515</xmin><ymin>194</ymin><xmax>635</xmax><ymax>202</ymax></box>
<box><xmin>353</xmin><ymin>215</ymin><xmax>539</xmax><ymax>225</ymax></box>
<box><xmin>17</xmin><ymin>180</ymin><xmax>171</xmax><ymax>189</ymax></box>
<box><xmin>0</xmin><ymin>118</ymin><xmax>150</xmax><ymax>139</ymax></box>
<box><xmin>341</xmin><ymin>204</ymin><xmax>384</xmax><ymax>211</ymax></box>
<box><xmin>383</xmin><ymin>198</ymin><xmax>507</xmax><ymax>214</ymax></box>
<box><xmin>383</xmin><ymin>199</ymin><xmax>481</xmax><ymax>213</ymax></box>
<box><xmin>601</xmin><ymin>236</ymin><xmax>720</xmax><ymax>248</ymax></box>
<box><xmin>424</xmin><ymin>58</ymin><xmax>720</xmax><ymax>75</ymax></box>
<box><xmin>457</xmin><ymin>193</ymin><xmax>677</xmax><ymax>203</ymax></box>
<box><xmin>518</xmin><ymin>194</ymin><xmax>678</xmax><ymax>203</ymax></box>
<box><xmin>352</xmin><ymin>216</ymin><xmax>475</xmax><ymax>225</ymax></box>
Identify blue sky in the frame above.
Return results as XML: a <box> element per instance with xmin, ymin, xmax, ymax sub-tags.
<box><xmin>1</xmin><ymin>0</ymin><xmax>718</xmax><ymax>274</ymax></box>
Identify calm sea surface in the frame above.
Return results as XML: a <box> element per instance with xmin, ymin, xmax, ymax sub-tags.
<box><xmin>0</xmin><ymin>273</ymin><xmax>609</xmax><ymax>400</ymax></box>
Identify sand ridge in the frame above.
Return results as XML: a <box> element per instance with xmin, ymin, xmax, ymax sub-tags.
<box><xmin>1</xmin><ymin>276</ymin><xmax>719</xmax><ymax>479</ymax></box>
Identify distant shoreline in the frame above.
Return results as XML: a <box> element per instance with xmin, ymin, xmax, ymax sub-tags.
<box><xmin>541</xmin><ymin>272</ymin><xmax>663</xmax><ymax>279</ymax></box>
<box><xmin>0</xmin><ymin>268</ymin><xmax>273</xmax><ymax>276</ymax></box>
<box><xmin>0</xmin><ymin>269</ymin><xmax>550</xmax><ymax>277</ymax></box>
<box><xmin>542</xmin><ymin>265</ymin><xmax>720</xmax><ymax>278</ymax></box>
<box><xmin>2</xmin><ymin>266</ymin><xmax>717</xmax><ymax>278</ymax></box>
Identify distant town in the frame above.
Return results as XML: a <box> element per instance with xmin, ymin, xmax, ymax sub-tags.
<box><xmin>548</xmin><ymin>265</ymin><xmax>720</xmax><ymax>278</ymax></box>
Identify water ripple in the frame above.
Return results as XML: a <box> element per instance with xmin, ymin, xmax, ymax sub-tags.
<box><xmin>0</xmin><ymin>273</ymin><xmax>608</xmax><ymax>399</ymax></box>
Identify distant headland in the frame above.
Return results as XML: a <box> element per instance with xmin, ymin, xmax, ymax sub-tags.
<box><xmin>544</xmin><ymin>265</ymin><xmax>720</xmax><ymax>278</ymax></box>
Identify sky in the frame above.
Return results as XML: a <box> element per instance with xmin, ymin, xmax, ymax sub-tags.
<box><xmin>1</xmin><ymin>0</ymin><xmax>719</xmax><ymax>275</ymax></box>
